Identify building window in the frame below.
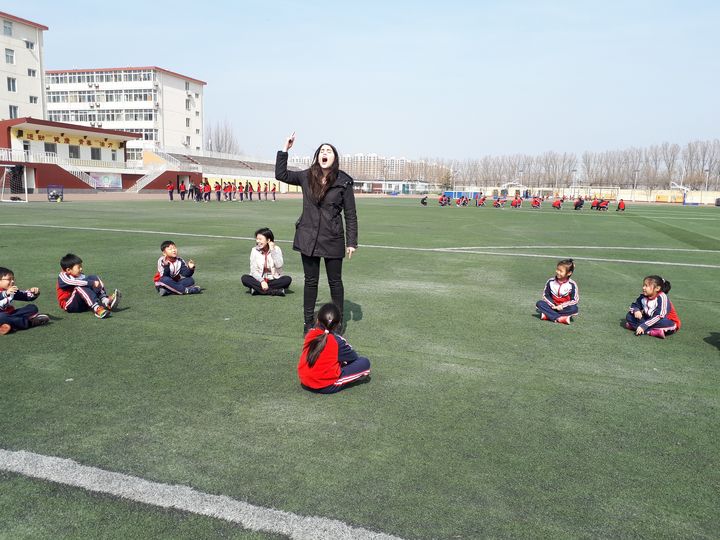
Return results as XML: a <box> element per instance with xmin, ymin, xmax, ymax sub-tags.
<box><xmin>195</xmin><ymin>128</ymin><xmax>200</xmax><ymax>134</ymax></box>
<box><xmin>195</xmin><ymin>92</ymin><xmax>199</xmax><ymax>98</ymax></box>
<box><xmin>69</xmin><ymin>145</ymin><xmax>80</xmax><ymax>159</ymax></box>
<box><xmin>5</xmin><ymin>48</ymin><xmax>14</xmax><ymax>64</ymax></box>
<box><xmin>91</xmin><ymin>147</ymin><xmax>101</xmax><ymax>161</ymax></box>
<box><xmin>185</xmin><ymin>81</ymin><xmax>190</xmax><ymax>91</ymax></box>
<box><xmin>126</xmin><ymin>148</ymin><xmax>143</xmax><ymax>161</ymax></box>
<box><xmin>22</xmin><ymin>140</ymin><xmax>30</xmax><ymax>152</ymax></box>
<box><xmin>185</xmin><ymin>136</ymin><xmax>191</xmax><ymax>146</ymax></box>
<box><xmin>27</xmin><ymin>68</ymin><xmax>36</xmax><ymax>77</ymax></box>
<box><xmin>111</xmin><ymin>149</ymin><xmax>117</xmax><ymax>161</ymax></box>
<box><xmin>29</xmin><ymin>96</ymin><xmax>38</xmax><ymax>104</ymax></box>
<box><xmin>3</xmin><ymin>20</ymin><xmax>12</xmax><ymax>36</ymax></box>
<box><xmin>44</xmin><ymin>142</ymin><xmax>57</xmax><ymax>154</ymax></box>
<box><xmin>25</xmin><ymin>40</ymin><xmax>34</xmax><ymax>50</ymax></box>
<box><xmin>7</xmin><ymin>77</ymin><xmax>16</xmax><ymax>92</ymax></box>
<box><xmin>195</xmin><ymin>111</ymin><xmax>200</xmax><ymax>117</ymax></box>
<box><xmin>9</xmin><ymin>105</ymin><xmax>18</xmax><ymax>119</ymax></box>
<box><xmin>185</xmin><ymin>99</ymin><xmax>191</xmax><ymax>110</ymax></box>
<box><xmin>186</xmin><ymin>118</ymin><xmax>190</xmax><ymax>127</ymax></box>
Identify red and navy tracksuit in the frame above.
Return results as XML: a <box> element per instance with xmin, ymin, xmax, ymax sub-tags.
<box><xmin>0</xmin><ymin>288</ymin><xmax>39</xmax><ymax>330</ymax></box>
<box><xmin>298</xmin><ymin>328</ymin><xmax>371</xmax><ymax>394</ymax></box>
<box><xmin>154</xmin><ymin>257</ymin><xmax>195</xmax><ymax>294</ymax></box>
<box><xmin>56</xmin><ymin>272</ymin><xmax>107</xmax><ymax>312</ymax></box>
<box><xmin>536</xmin><ymin>277</ymin><xmax>580</xmax><ymax>321</ymax></box>
<box><xmin>625</xmin><ymin>292</ymin><xmax>681</xmax><ymax>334</ymax></box>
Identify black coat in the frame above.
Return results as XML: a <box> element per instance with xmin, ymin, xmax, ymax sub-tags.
<box><xmin>276</xmin><ymin>151</ymin><xmax>358</xmax><ymax>258</ymax></box>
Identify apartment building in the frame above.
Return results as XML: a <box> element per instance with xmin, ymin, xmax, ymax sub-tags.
<box><xmin>0</xmin><ymin>11</ymin><xmax>47</xmax><ymax>121</ymax></box>
<box><xmin>45</xmin><ymin>66</ymin><xmax>205</xmax><ymax>159</ymax></box>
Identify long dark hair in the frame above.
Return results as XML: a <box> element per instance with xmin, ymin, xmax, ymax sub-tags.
<box><xmin>645</xmin><ymin>275</ymin><xmax>671</xmax><ymax>294</ymax></box>
<box><xmin>304</xmin><ymin>303</ymin><xmax>342</xmax><ymax>368</ymax></box>
<box><xmin>308</xmin><ymin>143</ymin><xmax>339</xmax><ymax>203</ymax></box>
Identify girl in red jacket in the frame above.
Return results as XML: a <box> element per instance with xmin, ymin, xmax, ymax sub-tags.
<box><xmin>298</xmin><ymin>303</ymin><xmax>370</xmax><ymax>394</ymax></box>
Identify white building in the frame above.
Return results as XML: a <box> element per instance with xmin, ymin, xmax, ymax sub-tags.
<box><xmin>0</xmin><ymin>11</ymin><xmax>47</xmax><ymax>121</ymax></box>
<box><xmin>45</xmin><ymin>66</ymin><xmax>205</xmax><ymax>160</ymax></box>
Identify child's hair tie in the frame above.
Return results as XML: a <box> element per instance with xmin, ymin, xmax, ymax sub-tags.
<box><xmin>324</xmin><ymin>329</ymin><xmax>330</xmax><ymax>334</ymax></box>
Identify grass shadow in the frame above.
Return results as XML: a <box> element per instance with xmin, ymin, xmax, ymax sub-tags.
<box><xmin>703</xmin><ymin>332</ymin><xmax>720</xmax><ymax>352</ymax></box>
<box><xmin>344</xmin><ymin>299</ymin><xmax>363</xmax><ymax>323</ymax></box>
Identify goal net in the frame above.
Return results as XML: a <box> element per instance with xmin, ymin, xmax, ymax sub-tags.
<box><xmin>0</xmin><ymin>164</ymin><xmax>28</xmax><ymax>203</ymax></box>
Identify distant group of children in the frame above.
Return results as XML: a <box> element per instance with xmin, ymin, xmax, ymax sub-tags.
<box><xmin>535</xmin><ymin>258</ymin><xmax>680</xmax><ymax>339</ymax></box>
<box><xmin>167</xmin><ymin>180</ymin><xmax>277</xmax><ymax>202</ymax></box>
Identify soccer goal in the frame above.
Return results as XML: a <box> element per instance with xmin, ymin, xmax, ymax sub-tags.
<box><xmin>0</xmin><ymin>164</ymin><xmax>28</xmax><ymax>203</ymax></box>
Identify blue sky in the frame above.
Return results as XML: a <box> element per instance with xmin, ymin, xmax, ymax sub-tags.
<box><xmin>4</xmin><ymin>1</ymin><xmax>719</xmax><ymax>160</ymax></box>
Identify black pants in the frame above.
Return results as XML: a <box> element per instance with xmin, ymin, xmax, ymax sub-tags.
<box><xmin>301</xmin><ymin>254</ymin><xmax>343</xmax><ymax>325</ymax></box>
<box><xmin>241</xmin><ymin>275</ymin><xmax>292</xmax><ymax>294</ymax></box>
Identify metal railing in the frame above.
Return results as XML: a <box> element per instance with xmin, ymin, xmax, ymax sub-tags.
<box><xmin>0</xmin><ymin>148</ymin><xmax>95</xmax><ymax>187</ymax></box>
<box><xmin>126</xmin><ymin>163</ymin><xmax>168</xmax><ymax>193</ymax></box>
<box><xmin>67</xmin><ymin>157</ymin><xmax>127</xmax><ymax>169</ymax></box>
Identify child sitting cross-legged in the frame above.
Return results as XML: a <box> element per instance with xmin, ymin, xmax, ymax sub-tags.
<box><xmin>624</xmin><ymin>275</ymin><xmax>681</xmax><ymax>339</ymax></box>
<box><xmin>298</xmin><ymin>303</ymin><xmax>371</xmax><ymax>394</ymax></box>
<box><xmin>0</xmin><ymin>266</ymin><xmax>50</xmax><ymax>335</ymax></box>
<box><xmin>154</xmin><ymin>240</ymin><xmax>201</xmax><ymax>296</ymax></box>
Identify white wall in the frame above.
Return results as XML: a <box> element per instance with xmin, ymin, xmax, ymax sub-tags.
<box><xmin>156</xmin><ymin>71</ymin><xmax>203</xmax><ymax>150</ymax></box>
<box><xmin>0</xmin><ymin>16</ymin><xmax>45</xmax><ymax>120</ymax></box>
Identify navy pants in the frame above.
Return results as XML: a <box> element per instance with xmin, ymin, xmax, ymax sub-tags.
<box><xmin>156</xmin><ymin>276</ymin><xmax>195</xmax><ymax>295</ymax></box>
<box><xmin>307</xmin><ymin>356</ymin><xmax>371</xmax><ymax>394</ymax></box>
<box><xmin>241</xmin><ymin>275</ymin><xmax>292</xmax><ymax>294</ymax></box>
<box><xmin>301</xmin><ymin>255</ymin><xmax>344</xmax><ymax>325</ymax></box>
<box><xmin>625</xmin><ymin>312</ymin><xmax>677</xmax><ymax>334</ymax></box>
<box><xmin>536</xmin><ymin>300</ymin><xmax>578</xmax><ymax>321</ymax></box>
<box><xmin>0</xmin><ymin>304</ymin><xmax>39</xmax><ymax>330</ymax></box>
<box><xmin>65</xmin><ymin>275</ymin><xmax>106</xmax><ymax>312</ymax></box>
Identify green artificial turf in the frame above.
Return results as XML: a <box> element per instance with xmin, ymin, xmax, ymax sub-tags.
<box><xmin>0</xmin><ymin>198</ymin><xmax>718</xmax><ymax>539</ymax></box>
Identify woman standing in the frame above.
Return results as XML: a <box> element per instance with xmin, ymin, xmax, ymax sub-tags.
<box><xmin>275</xmin><ymin>132</ymin><xmax>358</xmax><ymax>333</ymax></box>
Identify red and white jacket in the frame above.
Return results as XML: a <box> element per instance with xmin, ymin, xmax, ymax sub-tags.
<box><xmin>1</xmin><ymin>287</ymin><xmax>37</xmax><ymax>314</ymax></box>
<box><xmin>153</xmin><ymin>256</ymin><xmax>195</xmax><ymax>284</ymax></box>
<box><xmin>630</xmin><ymin>292</ymin><xmax>681</xmax><ymax>331</ymax></box>
<box><xmin>541</xmin><ymin>277</ymin><xmax>580</xmax><ymax>309</ymax></box>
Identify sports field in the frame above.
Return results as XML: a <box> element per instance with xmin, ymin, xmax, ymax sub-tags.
<box><xmin>1</xmin><ymin>198</ymin><xmax>718</xmax><ymax>539</ymax></box>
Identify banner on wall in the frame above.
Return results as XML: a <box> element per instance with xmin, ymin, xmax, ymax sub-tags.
<box><xmin>90</xmin><ymin>173</ymin><xmax>122</xmax><ymax>189</ymax></box>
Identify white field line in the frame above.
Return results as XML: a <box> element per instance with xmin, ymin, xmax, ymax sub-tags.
<box><xmin>0</xmin><ymin>448</ymin><xmax>402</xmax><ymax>540</ymax></box>
<box><xmin>2</xmin><ymin>223</ymin><xmax>719</xmax><ymax>269</ymax></box>
<box><xmin>447</xmin><ymin>245</ymin><xmax>720</xmax><ymax>253</ymax></box>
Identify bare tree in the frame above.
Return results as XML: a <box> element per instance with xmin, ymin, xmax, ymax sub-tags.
<box><xmin>205</xmin><ymin>119</ymin><xmax>241</xmax><ymax>154</ymax></box>
<box><xmin>660</xmin><ymin>142</ymin><xmax>681</xmax><ymax>185</ymax></box>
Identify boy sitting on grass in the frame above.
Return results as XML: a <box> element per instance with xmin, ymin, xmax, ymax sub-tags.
<box><xmin>153</xmin><ymin>240</ymin><xmax>201</xmax><ymax>296</ymax></box>
<box><xmin>56</xmin><ymin>254</ymin><xmax>120</xmax><ymax>319</ymax></box>
<box><xmin>0</xmin><ymin>266</ymin><xmax>50</xmax><ymax>335</ymax></box>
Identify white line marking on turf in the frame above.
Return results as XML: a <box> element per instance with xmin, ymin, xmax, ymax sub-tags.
<box><xmin>360</xmin><ymin>244</ymin><xmax>720</xmax><ymax>269</ymax></box>
<box><xmin>446</xmin><ymin>245</ymin><xmax>720</xmax><ymax>253</ymax></box>
<box><xmin>2</xmin><ymin>223</ymin><xmax>718</xmax><ymax>269</ymax></box>
<box><xmin>0</xmin><ymin>448</ymin><xmax>402</xmax><ymax>540</ymax></box>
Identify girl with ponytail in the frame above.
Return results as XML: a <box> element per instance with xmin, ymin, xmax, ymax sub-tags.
<box><xmin>297</xmin><ymin>303</ymin><xmax>370</xmax><ymax>394</ymax></box>
<box><xmin>536</xmin><ymin>259</ymin><xmax>580</xmax><ymax>325</ymax></box>
<box><xmin>625</xmin><ymin>275</ymin><xmax>681</xmax><ymax>339</ymax></box>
